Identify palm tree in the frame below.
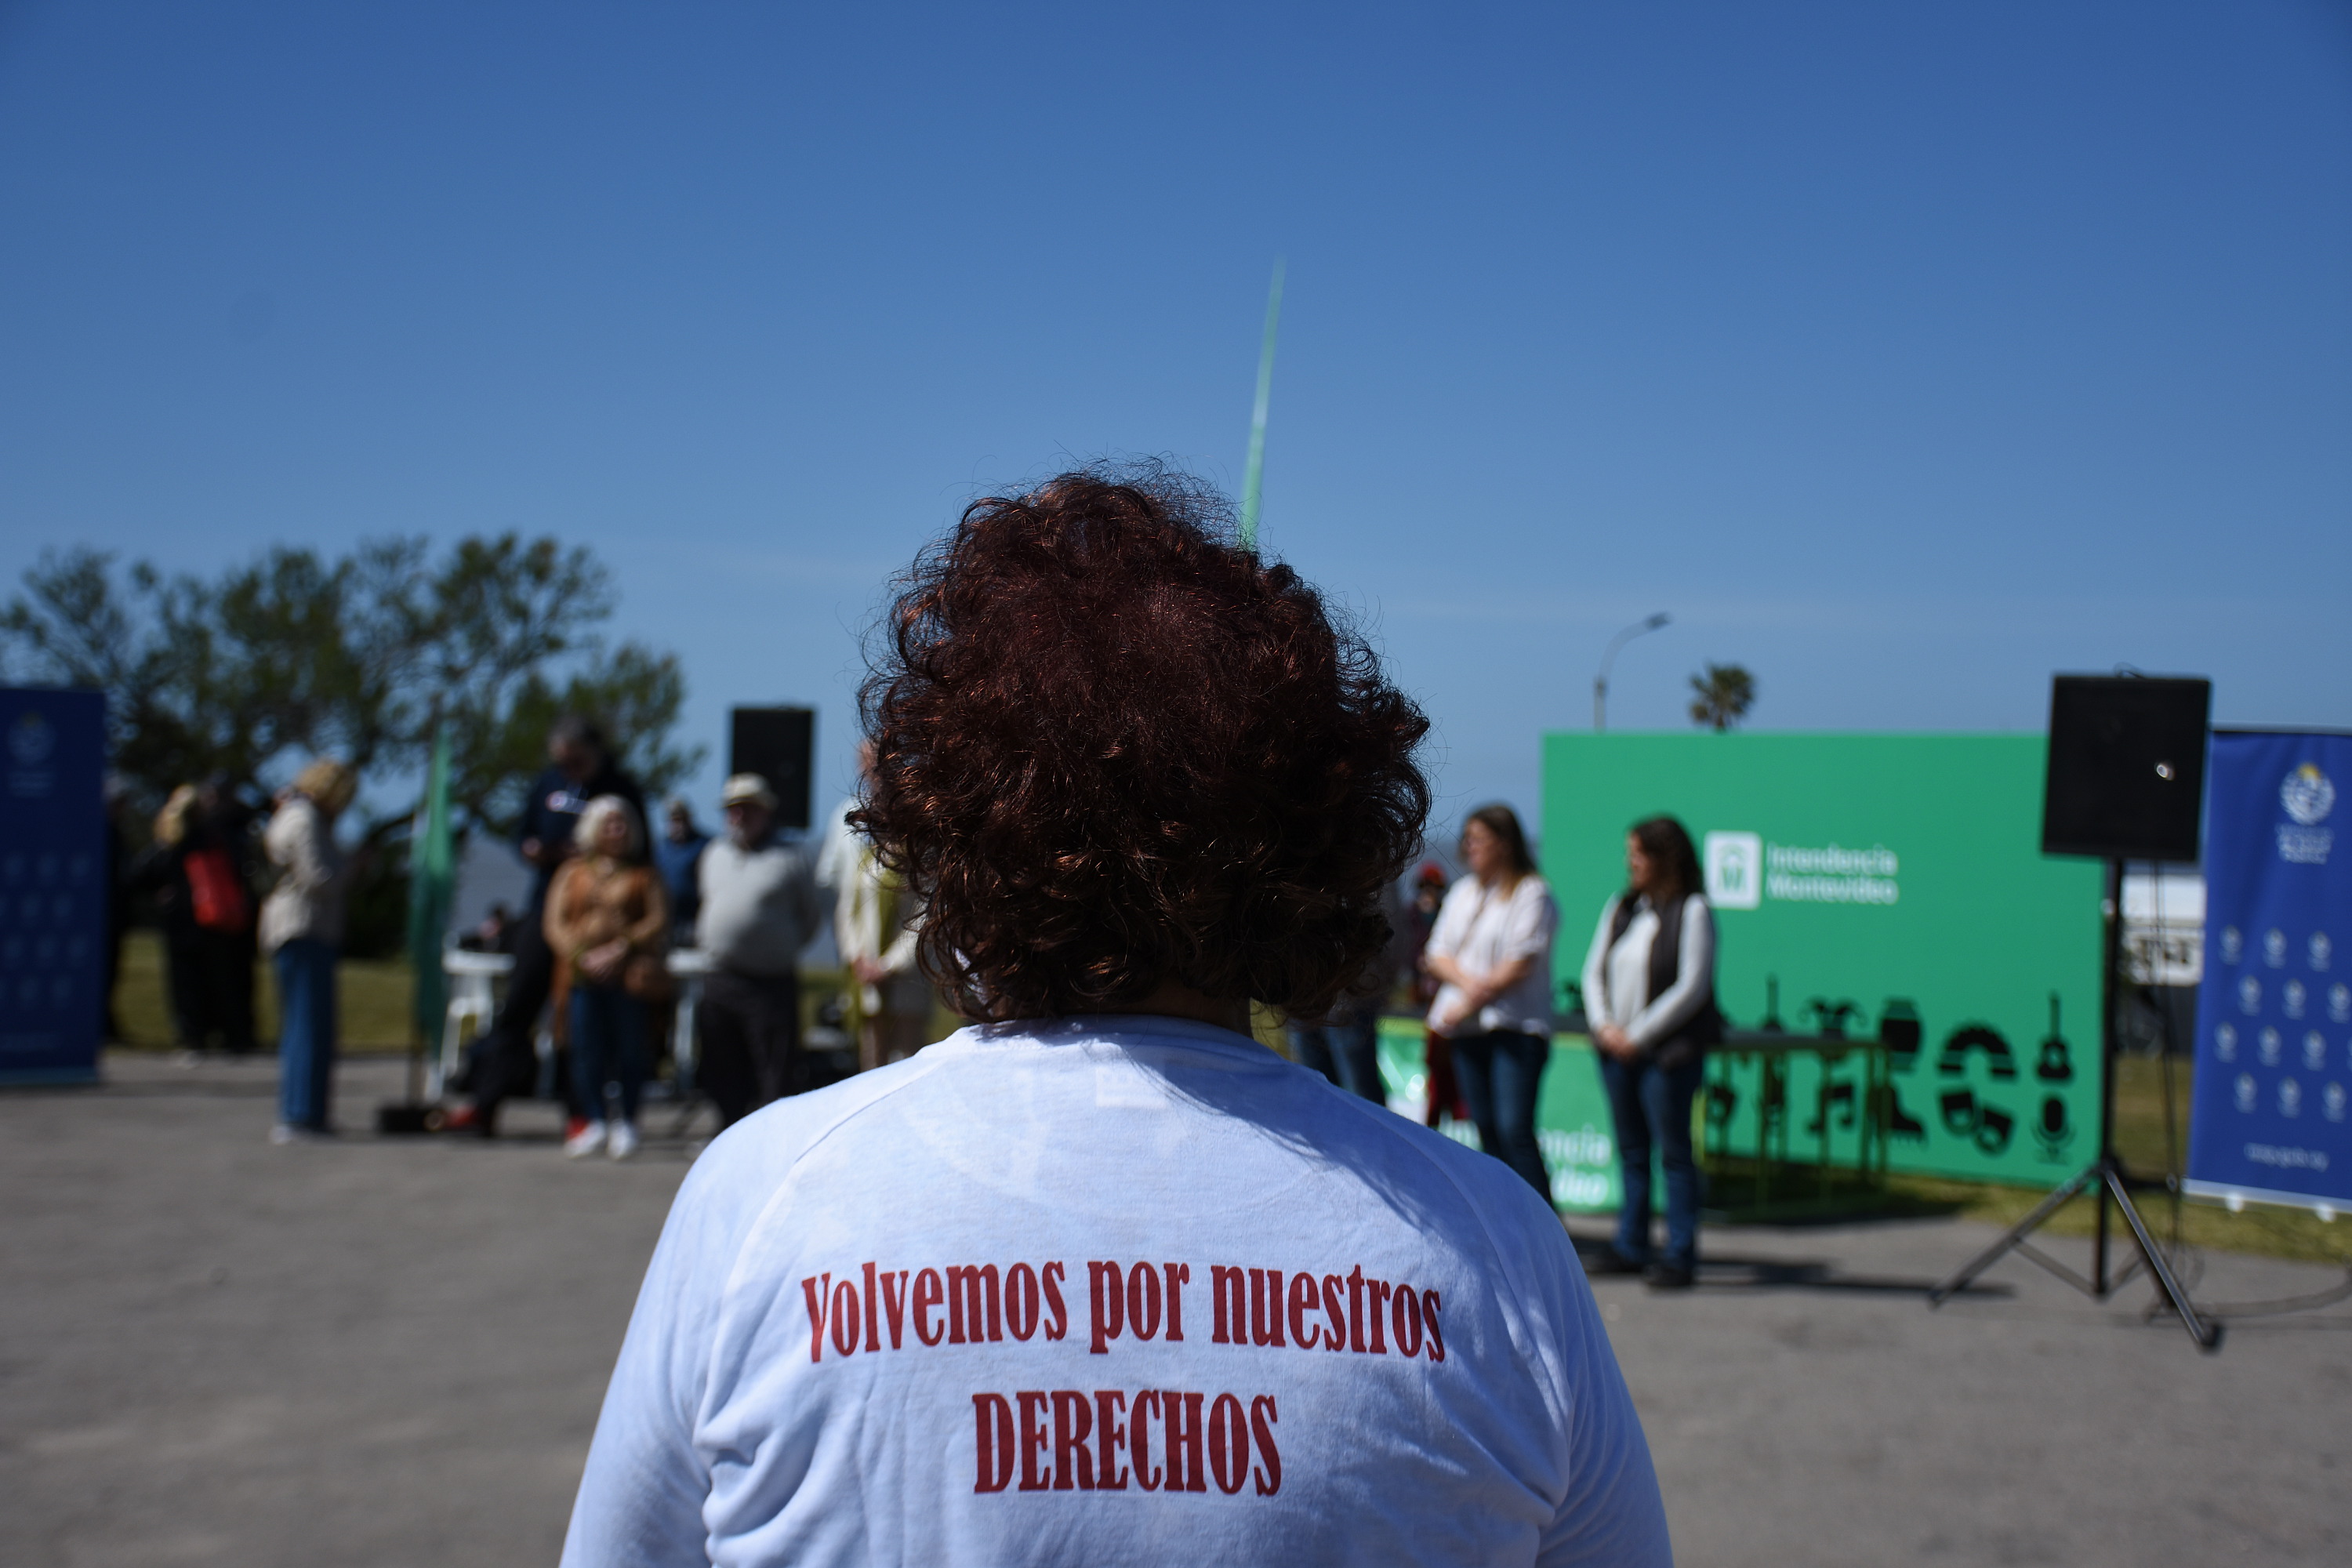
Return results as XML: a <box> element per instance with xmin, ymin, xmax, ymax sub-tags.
<box><xmin>1688</xmin><ymin>662</ymin><xmax>1757</xmax><ymax>731</ymax></box>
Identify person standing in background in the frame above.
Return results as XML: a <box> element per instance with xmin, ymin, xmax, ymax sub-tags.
<box><xmin>1405</xmin><ymin>859</ymin><xmax>1464</xmax><ymax>1127</ymax></box>
<box><xmin>835</xmin><ymin>829</ymin><xmax>928</xmax><ymax>1071</ymax></box>
<box><xmin>141</xmin><ymin>779</ymin><xmax>260</xmax><ymax>1058</ymax></box>
<box><xmin>1286</xmin><ymin>875</ymin><xmax>1409</xmax><ymax>1102</ymax></box>
<box><xmin>810</xmin><ymin>739</ymin><xmax>867</xmax><ymax>916</ymax></box>
<box><xmin>818</xmin><ymin>740</ymin><xmax>931</xmax><ymax>1070</ymax></box>
<box><xmin>1581</xmin><ymin>815</ymin><xmax>1721</xmax><ymax>1291</ymax></box>
<box><xmin>261</xmin><ymin>760</ymin><xmax>360</xmax><ymax>1142</ymax></box>
<box><xmin>1422</xmin><ymin>804</ymin><xmax>1559</xmax><ymax>1200</ymax></box>
<box><xmin>652</xmin><ymin>797</ymin><xmax>709</xmax><ymax>943</ymax></box>
<box><xmin>452</xmin><ymin>716</ymin><xmax>644</xmax><ymax>1138</ymax></box>
<box><xmin>694</xmin><ymin>774</ymin><xmax>821</xmax><ymax>1127</ymax></box>
<box><xmin>545</xmin><ymin>796</ymin><xmax>666</xmax><ymax>1160</ymax></box>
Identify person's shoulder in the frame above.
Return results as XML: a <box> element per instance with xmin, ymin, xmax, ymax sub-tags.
<box><xmin>672</xmin><ymin>1054</ymin><xmax>948</xmax><ymax>1224</ymax></box>
<box><xmin>1277</xmin><ymin>1069</ymin><xmax>1580</xmax><ymax>1258</ymax></box>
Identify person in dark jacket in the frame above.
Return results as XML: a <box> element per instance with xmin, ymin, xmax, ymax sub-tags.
<box><xmin>652</xmin><ymin>798</ymin><xmax>710</xmax><ymax>942</ymax></box>
<box><xmin>136</xmin><ymin>779</ymin><xmax>260</xmax><ymax>1056</ymax></box>
<box><xmin>450</xmin><ymin>716</ymin><xmax>645</xmax><ymax>1136</ymax></box>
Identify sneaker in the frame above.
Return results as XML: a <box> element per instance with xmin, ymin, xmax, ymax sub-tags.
<box><xmin>269</xmin><ymin>1123</ymin><xmax>299</xmax><ymax>1145</ymax></box>
<box><xmin>608</xmin><ymin>1121</ymin><xmax>640</xmax><ymax>1161</ymax></box>
<box><xmin>1581</xmin><ymin>1247</ymin><xmax>1648</xmax><ymax>1278</ymax></box>
<box><xmin>564</xmin><ymin>1120</ymin><xmax>608</xmax><ymax>1159</ymax></box>
<box><xmin>1643</xmin><ymin>1262</ymin><xmax>1697</xmax><ymax>1291</ymax></box>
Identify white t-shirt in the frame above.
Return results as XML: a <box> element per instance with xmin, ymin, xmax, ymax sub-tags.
<box><xmin>1422</xmin><ymin>874</ymin><xmax>1560</xmax><ymax>1037</ymax></box>
<box><xmin>562</xmin><ymin>1016</ymin><xmax>1669</xmax><ymax>1567</ymax></box>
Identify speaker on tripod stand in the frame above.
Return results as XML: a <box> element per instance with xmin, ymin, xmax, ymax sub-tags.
<box><xmin>1929</xmin><ymin>673</ymin><xmax>2223</xmax><ymax>1348</ymax></box>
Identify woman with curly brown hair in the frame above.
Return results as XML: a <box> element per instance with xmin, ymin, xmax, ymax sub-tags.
<box><xmin>565</xmin><ymin>467</ymin><xmax>1668</xmax><ymax>1567</ymax></box>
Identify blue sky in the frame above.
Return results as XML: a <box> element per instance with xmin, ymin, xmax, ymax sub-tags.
<box><xmin>2</xmin><ymin>1</ymin><xmax>2346</xmax><ymax>835</ymax></box>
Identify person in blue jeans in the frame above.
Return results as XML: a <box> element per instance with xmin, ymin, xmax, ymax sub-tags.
<box><xmin>1580</xmin><ymin>816</ymin><xmax>1722</xmax><ymax>1290</ymax></box>
<box><xmin>545</xmin><ymin>796</ymin><xmax>669</xmax><ymax>1160</ymax></box>
<box><xmin>260</xmin><ymin>760</ymin><xmax>361</xmax><ymax>1142</ymax></box>
<box><xmin>1286</xmin><ymin>998</ymin><xmax>1385</xmax><ymax>1102</ymax></box>
<box><xmin>1422</xmin><ymin>804</ymin><xmax>1560</xmax><ymax>1199</ymax></box>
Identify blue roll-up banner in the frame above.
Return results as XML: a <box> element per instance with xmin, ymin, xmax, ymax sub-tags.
<box><xmin>2185</xmin><ymin>731</ymin><xmax>2352</xmax><ymax>1214</ymax></box>
<box><xmin>0</xmin><ymin>688</ymin><xmax>107</xmax><ymax>1085</ymax></box>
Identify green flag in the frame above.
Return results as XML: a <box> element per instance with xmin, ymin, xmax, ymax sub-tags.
<box><xmin>1238</xmin><ymin>258</ymin><xmax>1284</xmax><ymax>553</ymax></box>
<box><xmin>406</xmin><ymin>724</ymin><xmax>456</xmax><ymax>1044</ymax></box>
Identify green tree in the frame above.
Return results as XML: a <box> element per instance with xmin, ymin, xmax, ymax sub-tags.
<box><xmin>2</xmin><ymin>533</ymin><xmax>704</xmax><ymax>836</ymax></box>
<box><xmin>1687</xmin><ymin>662</ymin><xmax>1758</xmax><ymax>731</ymax></box>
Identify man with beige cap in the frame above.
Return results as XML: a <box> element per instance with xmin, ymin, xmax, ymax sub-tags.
<box><xmin>694</xmin><ymin>772</ymin><xmax>821</xmax><ymax>1127</ymax></box>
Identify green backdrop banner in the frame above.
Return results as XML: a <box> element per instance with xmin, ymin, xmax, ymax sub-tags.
<box><xmin>1375</xmin><ymin>1020</ymin><xmax>1622</xmax><ymax>1210</ymax></box>
<box><xmin>1537</xmin><ymin>732</ymin><xmax>2105</xmax><ymax>1189</ymax></box>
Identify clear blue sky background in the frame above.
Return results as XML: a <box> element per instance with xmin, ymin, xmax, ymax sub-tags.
<box><xmin>2</xmin><ymin>1</ymin><xmax>2346</xmax><ymax>837</ymax></box>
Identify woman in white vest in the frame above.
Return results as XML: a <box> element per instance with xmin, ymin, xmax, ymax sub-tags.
<box><xmin>1579</xmin><ymin>815</ymin><xmax>1721</xmax><ymax>1291</ymax></box>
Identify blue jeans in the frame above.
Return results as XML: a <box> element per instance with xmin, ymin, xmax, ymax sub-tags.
<box><xmin>273</xmin><ymin>938</ymin><xmax>338</xmax><ymax>1130</ymax></box>
<box><xmin>569</xmin><ymin>984</ymin><xmax>648</xmax><ymax>1124</ymax></box>
<box><xmin>1599</xmin><ymin>1051</ymin><xmax>1705</xmax><ymax>1269</ymax></box>
<box><xmin>1287</xmin><ymin>1005</ymin><xmax>1385</xmax><ymax>1102</ymax></box>
<box><xmin>1451</xmin><ymin>1030</ymin><xmax>1552</xmax><ymax>1199</ymax></box>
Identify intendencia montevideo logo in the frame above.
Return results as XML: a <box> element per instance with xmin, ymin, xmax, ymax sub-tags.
<box><xmin>2278</xmin><ymin>763</ymin><xmax>2336</xmax><ymax>866</ymax></box>
<box><xmin>1704</xmin><ymin>830</ymin><xmax>1899</xmax><ymax>908</ymax></box>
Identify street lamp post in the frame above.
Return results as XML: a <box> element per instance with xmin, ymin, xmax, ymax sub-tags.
<box><xmin>1593</xmin><ymin>612</ymin><xmax>1671</xmax><ymax>731</ymax></box>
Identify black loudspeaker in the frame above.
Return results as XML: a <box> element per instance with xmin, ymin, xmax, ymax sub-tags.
<box><xmin>729</xmin><ymin>706</ymin><xmax>815</xmax><ymax>830</ymax></box>
<box><xmin>2041</xmin><ymin>675</ymin><xmax>2211</xmax><ymax>862</ymax></box>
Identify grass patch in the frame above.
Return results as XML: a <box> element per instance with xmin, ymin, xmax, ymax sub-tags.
<box><xmin>112</xmin><ymin>930</ymin><xmax>417</xmax><ymax>1055</ymax></box>
<box><xmin>1881</xmin><ymin>1057</ymin><xmax>2352</xmax><ymax>1268</ymax></box>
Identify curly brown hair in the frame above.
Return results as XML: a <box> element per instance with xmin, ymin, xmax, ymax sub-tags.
<box><xmin>856</xmin><ymin>464</ymin><xmax>1432</xmax><ymax>1023</ymax></box>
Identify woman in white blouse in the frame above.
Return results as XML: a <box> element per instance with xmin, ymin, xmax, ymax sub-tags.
<box><xmin>1421</xmin><ymin>804</ymin><xmax>1560</xmax><ymax>1197</ymax></box>
<box><xmin>1579</xmin><ymin>816</ymin><xmax>1722</xmax><ymax>1290</ymax></box>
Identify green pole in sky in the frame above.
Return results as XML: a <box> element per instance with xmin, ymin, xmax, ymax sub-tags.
<box><xmin>1238</xmin><ymin>258</ymin><xmax>1285</xmax><ymax>553</ymax></box>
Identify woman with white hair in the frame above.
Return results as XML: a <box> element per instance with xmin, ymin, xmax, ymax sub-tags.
<box><xmin>262</xmin><ymin>759</ymin><xmax>360</xmax><ymax>1142</ymax></box>
<box><xmin>544</xmin><ymin>794</ymin><xmax>668</xmax><ymax>1160</ymax></box>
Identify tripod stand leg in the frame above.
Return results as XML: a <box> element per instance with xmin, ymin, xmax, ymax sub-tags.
<box><xmin>1928</xmin><ymin>1162</ymin><xmax>2098</xmax><ymax>1307</ymax></box>
<box><xmin>2103</xmin><ymin>1167</ymin><xmax>2223</xmax><ymax>1351</ymax></box>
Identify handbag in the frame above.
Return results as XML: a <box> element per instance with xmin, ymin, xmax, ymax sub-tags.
<box><xmin>622</xmin><ymin>949</ymin><xmax>675</xmax><ymax>1004</ymax></box>
<box><xmin>184</xmin><ymin>846</ymin><xmax>250</xmax><ymax>933</ymax></box>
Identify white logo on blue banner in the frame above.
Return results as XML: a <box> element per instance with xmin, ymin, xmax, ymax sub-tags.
<box><xmin>2283</xmin><ymin>764</ymin><xmax>2336</xmax><ymax>826</ymax></box>
<box><xmin>2188</xmin><ymin>734</ymin><xmax>2352</xmax><ymax>1212</ymax></box>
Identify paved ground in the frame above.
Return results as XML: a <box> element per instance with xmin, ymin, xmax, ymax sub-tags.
<box><xmin>4</xmin><ymin>1052</ymin><xmax>2349</xmax><ymax>1566</ymax></box>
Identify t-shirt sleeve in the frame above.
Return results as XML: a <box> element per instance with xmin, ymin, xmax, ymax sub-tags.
<box><xmin>1536</xmin><ymin>1261</ymin><xmax>1673</xmax><ymax>1566</ymax></box>
<box><xmin>561</xmin><ymin>1166</ymin><xmax>735</xmax><ymax>1567</ymax></box>
<box><xmin>1495</xmin><ymin>880</ymin><xmax>1559</xmax><ymax>964</ymax></box>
